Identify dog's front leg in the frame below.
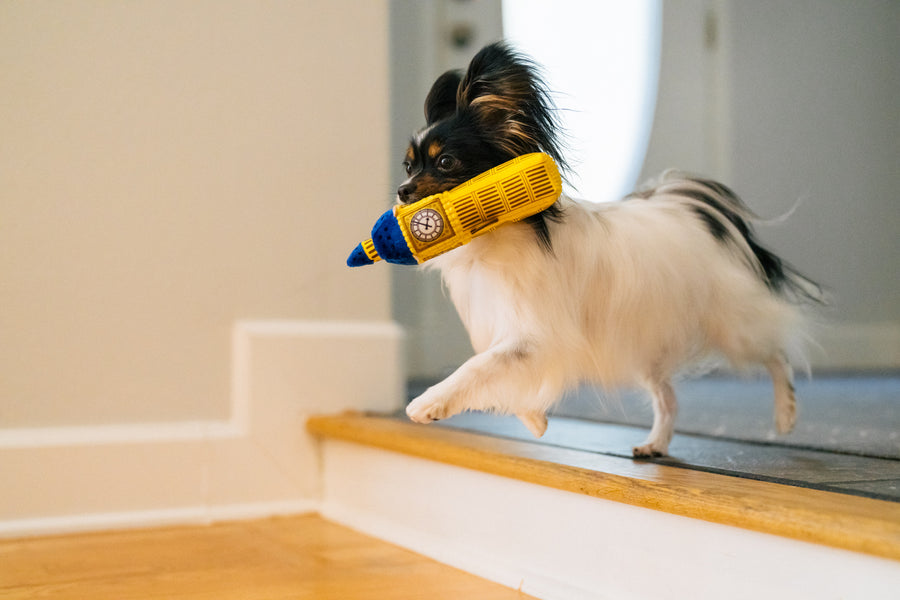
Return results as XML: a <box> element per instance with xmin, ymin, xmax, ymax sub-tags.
<box><xmin>406</xmin><ymin>342</ymin><xmax>550</xmax><ymax>427</ymax></box>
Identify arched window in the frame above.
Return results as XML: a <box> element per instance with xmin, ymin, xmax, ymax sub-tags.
<box><xmin>502</xmin><ymin>0</ymin><xmax>662</xmax><ymax>202</ymax></box>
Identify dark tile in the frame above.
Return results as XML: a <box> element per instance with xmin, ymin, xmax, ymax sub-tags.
<box><xmin>827</xmin><ymin>479</ymin><xmax>900</xmax><ymax>501</ymax></box>
<box><xmin>661</xmin><ymin>435</ymin><xmax>900</xmax><ymax>485</ymax></box>
<box><xmin>554</xmin><ymin>375</ymin><xmax>900</xmax><ymax>459</ymax></box>
<box><xmin>432</xmin><ymin>412</ymin><xmax>900</xmax><ymax>502</ymax></box>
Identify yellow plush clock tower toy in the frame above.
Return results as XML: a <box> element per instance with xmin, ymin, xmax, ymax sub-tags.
<box><xmin>347</xmin><ymin>152</ymin><xmax>562</xmax><ymax>267</ymax></box>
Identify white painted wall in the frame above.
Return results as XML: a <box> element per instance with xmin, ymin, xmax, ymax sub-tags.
<box><xmin>0</xmin><ymin>1</ymin><xmax>404</xmax><ymax>534</ymax></box>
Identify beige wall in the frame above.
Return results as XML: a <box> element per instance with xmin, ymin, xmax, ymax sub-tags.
<box><xmin>1</xmin><ymin>1</ymin><xmax>392</xmax><ymax>427</ymax></box>
<box><xmin>640</xmin><ymin>0</ymin><xmax>900</xmax><ymax>368</ymax></box>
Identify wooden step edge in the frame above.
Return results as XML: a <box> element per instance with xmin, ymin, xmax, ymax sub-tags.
<box><xmin>307</xmin><ymin>412</ymin><xmax>900</xmax><ymax>563</ymax></box>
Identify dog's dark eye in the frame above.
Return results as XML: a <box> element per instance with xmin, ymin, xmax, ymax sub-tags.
<box><xmin>402</xmin><ymin>161</ymin><xmax>412</xmax><ymax>175</ymax></box>
<box><xmin>437</xmin><ymin>155</ymin><xmax>458</xmax><ymax>171</ymax></box>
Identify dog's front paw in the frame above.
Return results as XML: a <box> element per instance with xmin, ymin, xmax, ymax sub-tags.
<box><xmin>406</xmin><ymin>393</ymin><xmax>449</xmax><ymax>424</ymax></box>
<box><xmin>632</xmin><ymin>442</ymin><xmax>668</xmax><ymax>458</ymax></box>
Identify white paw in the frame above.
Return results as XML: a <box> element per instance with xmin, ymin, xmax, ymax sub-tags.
<box><xmin>632</xmin><ymin>442</ymin><xmax>668</xmax><ymax>458</ymax></box>
<box><xmin>406</xmin><ymin>393</ymin><xmax>448</xmax><ymax>424</ymax></box>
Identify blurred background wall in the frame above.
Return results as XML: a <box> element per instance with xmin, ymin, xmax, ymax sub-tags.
<box><xmin>1</xmin><ymin>0</ymin><xmax>393</xmax><ymax>429</ymax></box>
<box><xmin>392</xmin><ymin>0</ymin><xmax>900</xmax><ymax>380</ymax></box>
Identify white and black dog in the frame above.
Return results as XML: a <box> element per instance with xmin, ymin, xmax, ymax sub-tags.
<box><xmin>399</xmin><ymin>42</ymin><xmax>822</xmax><ymax>456</ymax></box>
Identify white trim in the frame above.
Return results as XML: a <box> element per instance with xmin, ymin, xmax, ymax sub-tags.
<box><xmin>321</xmin><ymin>439</ymin><xmax>900</xmax><ymax>600</ymax></box>
<box><xmin>230</xmin><ymin>319</ymin><xmax>254</xmax><ymax>432</ymax></box>
<box><xmin>0</xmin><ymin>320</ymin><xmax>257</xmax><ymax>450</ymax></box>
<box><xmin>322</xmin><ymin>501</ymin><xmax>596</xmax><ymax>600</ymax></box>
<box><xmin>0</xmin><ymin>320</ymin><xmax>404</xmax><ymax>538</ymax></box>
<box><xmin>0</xmin><ymin>420</ymin><xmax>241</xmax><ymax>449</ymax></box>
<box><xmin>0</xmin><ymin>500</ymin><xmax>318</xmax><ymax>539</ymax></box>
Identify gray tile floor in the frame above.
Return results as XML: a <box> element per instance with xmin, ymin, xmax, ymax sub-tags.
<box><xmin>555</xmin><ymin>374</ymin><xmax>900</xmax><ymax>459</ymax></box>
<box><xmin>410</xmin><ymin>374</ymin><xmax>900</xmax><ymax>502</ymax></box>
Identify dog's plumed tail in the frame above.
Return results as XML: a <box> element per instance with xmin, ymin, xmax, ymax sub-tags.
<box><xmin>631</xmin><ymin>172</ymin><xmax>826</xmax><ymax>306</ymax></box>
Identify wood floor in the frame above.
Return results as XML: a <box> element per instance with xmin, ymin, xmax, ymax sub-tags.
<box><xmin>0</xmin><ymin>515</ymin><xmax>534</xmax><ymax>599</ymax></box>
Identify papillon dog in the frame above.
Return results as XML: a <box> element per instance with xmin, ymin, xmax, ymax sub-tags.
<box><xmin>401</xmin><ymin>42</ymin><xmax>822</xmax><ymax>457</ymax></box>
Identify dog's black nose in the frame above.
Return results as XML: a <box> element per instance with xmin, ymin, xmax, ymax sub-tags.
<box><xmin>397</xmin><ymin>183</ymin><xmax>414</xmax><ymax>203</ymax></box>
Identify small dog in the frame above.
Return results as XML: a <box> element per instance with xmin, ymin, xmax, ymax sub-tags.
<box><xmin>402</xmin><ymin>42</ymin><xmax>822</xmax><ymax>457</ymax></box>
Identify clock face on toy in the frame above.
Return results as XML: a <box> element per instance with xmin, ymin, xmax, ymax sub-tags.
<box><xmin>410</xmin><ymin>208</ymin><xmax>444</xmax><ymax>243</ymax></box>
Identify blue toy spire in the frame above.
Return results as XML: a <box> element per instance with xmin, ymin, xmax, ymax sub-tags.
<box><xmin>346</xmin><ymin>243</ymin><xmax>374</xmax><ymax>267</ymax></box>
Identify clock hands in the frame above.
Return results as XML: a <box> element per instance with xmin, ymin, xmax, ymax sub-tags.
<box><xmin>410</xmin><ymin>208</ymin><xmax>444</xmax><ymax>243</ymax></box>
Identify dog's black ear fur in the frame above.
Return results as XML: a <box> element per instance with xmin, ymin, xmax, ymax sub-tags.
<box><xmin>457</xmin><ymin>41</ymin><xmax>569</xmax><ymax>251</ymax></box>
<box><xmin>425</xmin><ymin>70</ymin><xmax>463</xmax><ymax>125</ymax></box>
<box><xmin>456</xmin><ymin>41</ymin><xmax>567</xmax><ymax>172</ymax></box>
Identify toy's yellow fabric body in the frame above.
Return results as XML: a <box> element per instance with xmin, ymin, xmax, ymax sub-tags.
<box><xmin>348</xmin><ymin>153</ymin><xmax>562</xmax><ymax>267</ymax></box>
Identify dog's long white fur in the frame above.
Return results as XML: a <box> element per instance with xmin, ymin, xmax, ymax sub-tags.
<box><xmin>406</xmin><ymin>191</ymin><xmax>804</xmax><ymax>457</ymax></box>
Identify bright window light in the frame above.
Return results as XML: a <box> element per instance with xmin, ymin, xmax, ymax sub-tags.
<box><xmin>502</xmin><ymin>0</ymin><xmax>662</xmax><ymax>202</ymax></box>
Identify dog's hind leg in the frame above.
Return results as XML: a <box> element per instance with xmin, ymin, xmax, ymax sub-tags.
<box><xmin>767</xmin><ymin>353</ymin><xmax>796</xmax><ymax>434</ymax></box>
<box><xmin>633</xmin><ymin>379</ymin><xmax>678</xmax><ymax>458</ymax></box>
<box><xmin>517</xmin><ymin>412</ymin><xmax>548</xmax><ymax>438</ymax></box>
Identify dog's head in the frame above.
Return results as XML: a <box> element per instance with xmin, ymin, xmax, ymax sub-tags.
<box><xmin>397</xmin><ymin>42</ymin><xmax>568</xmax><ymax>206</ymax></box>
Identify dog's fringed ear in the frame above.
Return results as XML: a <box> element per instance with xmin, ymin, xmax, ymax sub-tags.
<box><xmin>457</xmin><ymin>43</ymin><xmax>527</xmax><ymax>116</ymax></box>
<box><xmin>456</xmin><ymin>42</ymin><xmax>567</xmax><ymax>171</ymax></box>
<box><xmin>425</xmin><ymin>70</ymin><xmax>463</xmax><ymax>125</ymax></box>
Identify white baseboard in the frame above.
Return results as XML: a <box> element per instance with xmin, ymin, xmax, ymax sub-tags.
<box><xmin>321</xmin><ymin>439</ymin><xmax>900</xmax><ymax>600</ymax></box>
<box><xmin>0</xmin><ymin>320</ymin><xmax>404</xmax><ymax>538</ymax></box>
<box><xmin>0</xmin><ymin>420</ymin><xmax>242</xmax><ymax>449</ymax></box>
<box><xmin>0</xmin><ymin>500</ymin><xmax>319</xmax><ymax>539</ymax></box>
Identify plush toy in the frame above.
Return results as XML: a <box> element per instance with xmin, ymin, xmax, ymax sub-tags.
<box><xmin>347</xmin><ymin>152</ymin><xmax>562</xmax><ymax>267</ymax></box>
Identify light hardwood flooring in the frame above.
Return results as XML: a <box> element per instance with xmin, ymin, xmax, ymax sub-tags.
<box><xmin>0</xmin><ymin>515</ymin><xmax>534</xmax><ymax>599</ymax></box>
